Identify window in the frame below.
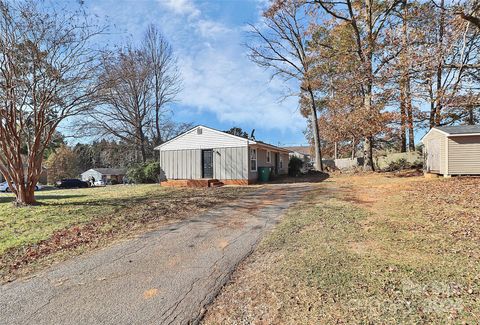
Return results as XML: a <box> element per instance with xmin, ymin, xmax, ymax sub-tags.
<box><xmin>280</xmin><ymin>156</ymin><xmax>283</xmax><ymax>169</ymax></box>
<box><xmin>250</xmin><ymin>148</ymin><xmax>257</xmax><ymax>171</ymax></box>
<box><xmin>266</xmin><ymin>151</ymin><xmax>271</xmax><ymax>163</ymax></box>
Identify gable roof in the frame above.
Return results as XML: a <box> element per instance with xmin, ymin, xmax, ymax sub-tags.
<box><xmin>435</xmin><ymin>125</ymin><xmax>480</xmax><ymax>135</ymax></box>
<box><xmin>154</xmin><ymin>125</ymin><xmax>255</xmax><ymax>150</ymax></box>
<box><xmin>421</xmin><ymin>125</ymin><xmax>480</xmax><ymax>142</ymax></box>
<box><xmin>83</xmin><ymin>168</ymin><xmax>127</xmax><ymax>175</ymax></box>
<box><xmin>282</xmin><ymin>146</ymin><xmax>312</xmax><ymax>156</ymax></box>
<box><xmin>254</xmin><ymin>141</ymin><xmax>291</xmax><ymax>153</ymax></box>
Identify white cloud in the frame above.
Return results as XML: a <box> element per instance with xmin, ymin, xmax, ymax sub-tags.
<box><xmin>175</xmin><ymin>23</ymin><xmax>304</xmax><ymax>132</ymax></box>
<box><xmin>196</xmin><ymin>19</ymin><xmax>232</xmax><ymax>38</ymax></box>
<box><xmin>90</xmin><ymin>0</ymin><xmax>306</xmax><ymax>138</ymax></box>
<box><xmin>156</xmin><ymin>1</ymin><xmax>305</xmax><ymax>133</ymax></box>
<box><xmin>159</xmin><ymin>0</ymin><xmax>200</xmax><ymax>17</ymax></box>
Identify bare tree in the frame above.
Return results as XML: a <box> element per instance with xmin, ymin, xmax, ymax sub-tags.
<box><xmin>417</xmin><ymin>1</ymin><xmax>480</xmax><ymax>127</ymax></box>
<box><xmin>0</xmin><ymin>0</ymin><xmax>103</xmax><ymax>205</ymax></box>
<box><xmin>87</xmin><ymin>47</ymin><xmax>154</xmax><ymax>163</ymax></box>
<box><xmin>248</xmin><ymin>0</ymin><xmax>324</xmax><ymax>171</ymax></box>
<box><xmin>143</xmin><ymin>25</ymin><xmax>181</xmax><ymax>146</ymax></box>
<box><xmin>82</xmin><ymin>26</ymin><xmax>182</xmax><ymax>160</ymax></box>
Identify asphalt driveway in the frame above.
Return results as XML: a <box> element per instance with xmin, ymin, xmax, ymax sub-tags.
<box><xmin>0</xmin><ymin>183</ymin><xmax>314</xmax><ymax>325</ymax></box>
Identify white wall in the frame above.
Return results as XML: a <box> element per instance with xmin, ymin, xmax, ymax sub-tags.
<box><xmin>159</xmin><ymin>126</ymin><xmax>250</xmax><ymax>151</ymax></box>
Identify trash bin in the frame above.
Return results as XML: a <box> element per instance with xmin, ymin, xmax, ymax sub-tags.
<box><xmin>258</xmin><ymin>167</ymin><xmax>271</xmax><ymax>182</ymax></box>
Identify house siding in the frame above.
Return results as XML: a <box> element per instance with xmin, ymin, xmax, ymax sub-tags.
<box><xmin>447</xmin><ymin>135</ymin><xmax>480</xmax><ymax>175</ymax></box>
<box><xmin>247</xmin><ymin>145</ymin><xmax>289</xmax><ymax>180</ymax></box>
<box><xmin>159</xmin><ymin>126</ymin><xmax>249</xmax><ymax>151</ymax></box>
<box><xmin>423</xmin><ymin>129</ymin><xmax>446</xmax><ymax>174</ymax></box>
<box><xmin>279</xmin><ymin>153</ymin><xmax>289</xmax><ymax>174</ymax></box>
<box><xmin>159</xmin><ymin>147</ymin><xmax>248</xmax><ymax>180</ymax></box>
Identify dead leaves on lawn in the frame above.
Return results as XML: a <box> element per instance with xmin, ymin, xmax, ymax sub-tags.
<box><xmin>407</xmin><ymin>177</ymin><xmax>480</xmax><ymax>243</ymax></box>
<box><xmin>0</xmin><ymin>187</ymin><xmax>252</xmax><ymax>283</ymax></box>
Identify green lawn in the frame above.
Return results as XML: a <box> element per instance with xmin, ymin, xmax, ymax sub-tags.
<box><xmin>204</xmin><ymin>174</ymin><xmax>480</xmax><ymax>324</ymax></box>
<box><xmin>0</xmin><ymin>184</ymin><xmax>251</xmax><ymax>282</ymax></box>
<box><xmin>0</xmin><ymin>185</ymin><xmax>165</xmax><ymax>255</ymax></box>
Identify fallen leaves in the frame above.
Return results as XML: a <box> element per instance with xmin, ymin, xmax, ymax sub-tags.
<box><xmin>0</xmin><ymin>186</ymin><xmax>253</xmax><ymax>283</ymax></box>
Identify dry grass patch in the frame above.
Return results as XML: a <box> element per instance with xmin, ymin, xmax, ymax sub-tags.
<box><xmin>203</xmin><ymin>173</ymin><xmax>480</xmax><ymax>324</ymax></box>
<box><xmin>0</xmin><ymin>184</ymin><xmax>253</xmax><ymax>282</ymax></box>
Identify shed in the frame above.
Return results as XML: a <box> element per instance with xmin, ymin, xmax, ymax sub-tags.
<box><xmin>421</xmin><ymin>125</ymin><xmax>480</xmax><ymax>177</ymax></box>
<box><xmin>154</xmin><ymin>125</ymin><xmax>290</xmax><ymax>186</ymax></box>
<box><xmin>81</xmin><ymin>168</ymin><xmax>127</xmax><ymax>183</ymax></box>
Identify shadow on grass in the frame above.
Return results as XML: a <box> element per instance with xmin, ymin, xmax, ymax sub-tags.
<box><xmin>267</xmin><ymin>172</ymin><xmax>330</xmax><ymax>184</ymax></box>
<box><xmin>35</xmin><ymin>194</ymin><xmax>88</xmax><ymax>201</ymax></box>
<box><xmin>0</xmin><ymin>194</ymin><xmax>90</xmax><ymax>203</ymax></box>
<box><xmin>0</xmin><ymin>193</ymin><xmax>151</xmax><ymax>208</ymax></box>
<box><xmin>38</xmin><ymin>194</ymin><xmax>155</xmax><ymax>209</ymax></box>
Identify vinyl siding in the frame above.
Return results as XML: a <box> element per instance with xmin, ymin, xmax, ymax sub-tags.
<box><xmin>248</xmin><ymin>145</ymin><xmax>289</xmax><ymax>180</ymax></box>
<box><xmin>423</xmin><ymin>129</ymin><xmax>446</xmax><ymax>174</ymax></box>
<box><xmin>279</xmin><ymin>153</ymin><xmax>289</xmax><ymax>174</ymax></box>
<box><xmin>159</xmin><ymin>147</ymin><xmax>248</xmax><ymax>180</ymax></box>
<box><xmin>159</xmin><ymin>126</ymin><xmax>249</xmax><ymax>151</ymax></box>
<box><xmin>447</xmin><ymin>135</ymin><xmax>480</xmax><ymax>175</ymax></box>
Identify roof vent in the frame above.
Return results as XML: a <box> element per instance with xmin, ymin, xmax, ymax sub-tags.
<box><xmin>197</xmin><ymin>127</ymin><xmax>202</xmax><ymax>135</ymax></box>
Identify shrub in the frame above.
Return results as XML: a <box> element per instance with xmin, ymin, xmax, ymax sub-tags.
<box><xmin>127</xmin><ymin>161</ymin><xmax>160</xmax><ymax>183</ymax></box>
<box><xmin>144</xmin><ymin>161</ymin><xmax>160</xmax><ymax>182</ymax></box>
<box><xmin>385</xmin><ymin>158</ymin><xmax>414</xmax><ymax>171</ymax></box>
<box><xmin>288</xmin><ymin>156</ymin><xmax>303</xmax><ymax>176</ymax></box>
<box><xmin>109</xmin><ymin>179</ymin><xmax>119</xmax><ymax>185</ymax></box>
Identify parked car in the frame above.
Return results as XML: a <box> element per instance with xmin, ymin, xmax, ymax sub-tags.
<box><xmin>94</xmin><ymin>179</ymin><xmax>106</xmax><ymax>186</ymax></box>
<box><xmin>0</xmin><ymin>182</ymin><xmax>41</xmax><ymax>192</ymax></box>
<box><xmin>56</xmin><ymin>179</ymin><xmax>89</xmax><ymax>189</ymax></box>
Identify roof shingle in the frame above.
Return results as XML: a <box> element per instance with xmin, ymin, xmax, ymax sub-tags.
<box><xmin>436</xmin><ymin>125</ymin><xmax>480</xmax><ymax>135</ymax></box>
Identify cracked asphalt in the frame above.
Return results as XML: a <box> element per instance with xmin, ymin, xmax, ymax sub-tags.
<box><xmin>0</xmin><ymin>183</ymin><xmax>314</xmax><ymax>325</ymax></box>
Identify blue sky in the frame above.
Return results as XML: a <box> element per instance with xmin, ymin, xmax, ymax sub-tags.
<box><xmin>80</xmin><ymin>0</ymin><xmax>308</xmax><ymax>146</ymax></box>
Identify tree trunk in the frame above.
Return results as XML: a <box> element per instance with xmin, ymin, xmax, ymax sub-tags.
<box><xmin>434</xmin><ymin>0</ymin><xmax>445</xmax><ymax>127</ymax></box>
<box><xmin>363</xmin><ymin>0</ymin><xmax>375</xmax><ymax>171</ymax></box>
<box><xmin>307</xmin><ymin>87</ymin><xmax>323</xmax><ymax>171</ymax></box>
<box><xmin>155</xmin><ymin>109</ymin><xmax>162</xmax><ymax>146</ymax></box>
<box><xmin>407</xmin><ymin>89</ymin><xmax>415</xmax><ymax>151</ymax></box>
<box><xmin>351</xmin><ymin>137</ymin><xmax>356</xmax><ymax>159</ymax></box>
<box><xmin>363</xmin><ymin>136</ymin><xmax>374</xmax><ymax>171</ymax></box>
<box><xmin>363</xmin><ymin>90</ymin><xmax>374</xmax><ymax>171</ymax></box>
<box><xmin>139</xmin><ymin>134</ymin><xmax>147</xmax><ymax>163</ymax></box>
<box><xmin>468</xmin><ymin>108</ymin><xmax>475</xmax><ymax>124</ymax></box>
<box><xmin>429</xmin><ymin>79</ymin><xmax>436</xmax><ymax>128</ymax></box>
<box><xmin>400</xmin><ymin>99</ymin><xmax>407</xmax><ymax>152</ymax></box>
<box><xmin>334</xmin><ymin>142</ymin><xmax>338</xmax><ymax>160</ymax></box>
<box><xmin>399</xmin><ymin>0</ymin><xmax>410</xmax><ymax>153</ymax></box>
<box><xmin>15</xmin><ymin>186</ymin><xmax>36</xmax><ymax>206</ymax></box>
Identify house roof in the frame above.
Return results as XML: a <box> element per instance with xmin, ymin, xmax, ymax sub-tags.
<box><xmin>154</xmin><ymin>125</ymin><xmax>289</xmax><ymax>153</ymax></box>
<box><xmin>253</xmin><ymin>141</ymin><xmax>291</xmax><ymax>153</ymax></box>
<box><xmin>282</xmin><ymin>146</ymin><xmax>312</xmax><ymax>156</ymax></box>
<box><xmin>435</xmin><ymin>125</ymin><xmax>480</xmax><ymax>135</ymax></box>
<box><xmin>421</xmin><ymin>125</ymin><xmax>480</xmax><ymax>142</ymax></box>
<box><xmin>154</xmin><ymin>125</ymin><xmax>255</xmax><ymax>150</ymax></box>
<box><xmin>83</xmin><ymin>168</ymin><xmax>127</xmax><ymax>175</ymax></box>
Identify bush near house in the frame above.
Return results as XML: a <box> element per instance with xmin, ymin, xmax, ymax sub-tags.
<box><xmin>288</xmin><ymin>156</ymin><xmax>303</xmax><ymax>176</ymax></box>
<box><xmin>127</xmin><ymin>161</ymin><xmax>160</xmax><ymax>183</ymax></box>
